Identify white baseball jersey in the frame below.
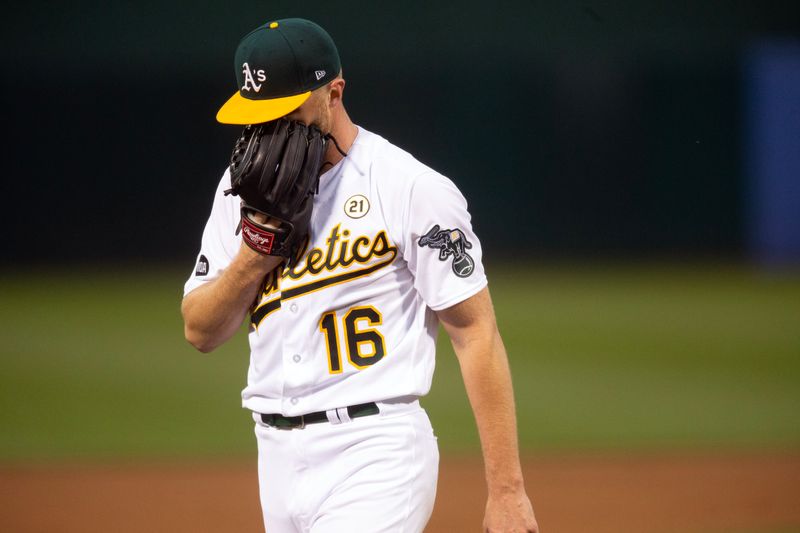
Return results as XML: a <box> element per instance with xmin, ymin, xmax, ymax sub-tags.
<box><xmin>185</xmin><ymin>126</ymin><xmax>487</xmax><ymax>416</ymax></box>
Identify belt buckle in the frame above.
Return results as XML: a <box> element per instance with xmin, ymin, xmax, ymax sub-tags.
<box><xmin>268</xmin><ymin>414</ymin><xmax>304</xmax><ymax>430</ymax></box>
<box><xmin>276</xmin><ymin>414</ymin><xmax>305</xmax><ymax>430</ymax></box>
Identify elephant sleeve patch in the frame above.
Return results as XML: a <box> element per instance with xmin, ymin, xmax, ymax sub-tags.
<box><xmin>418</xmin><ymin>225</ymin><xmax>475</xmax><ymax>278</ymax></box>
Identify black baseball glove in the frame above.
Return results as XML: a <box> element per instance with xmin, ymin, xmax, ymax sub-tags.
<box><xmin>225</xmin><ymin>118</ymin><xmax>327</xmax><ymax>265</ymax></box>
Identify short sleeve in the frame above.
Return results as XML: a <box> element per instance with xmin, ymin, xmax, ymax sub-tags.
<box><xmin>402</xmin><ymin>172</ymin><xmax>487</xmax><ymax>311</ymax></box>
<box><xmin>183</xmin><ymin>169</ymin><xmax>241</xmax><ymax>296</ymax></box>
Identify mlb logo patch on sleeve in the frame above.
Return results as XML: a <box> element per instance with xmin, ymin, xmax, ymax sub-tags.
<box><xmin>195</xmin><ymin>255</ymin><xmax>209</xmax><ymax>276</ymax></box>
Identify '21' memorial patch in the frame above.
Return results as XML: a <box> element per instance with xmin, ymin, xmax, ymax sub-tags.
<box><xmin>418</xmin><ymin>225</ymin><xmax>475</xmax><ymax>278</ymax></box>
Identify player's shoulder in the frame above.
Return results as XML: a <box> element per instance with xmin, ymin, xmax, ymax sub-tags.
<box><xmin>215</xmin><ymin>166</ymin><xmax>233</xmax><ymax>194</ymax></box>
<box><xmin>204</xmin><ymin>165</ymin><xmax>240</xmax><ymax>222</ymax></box>
<box><xmin>354</xmin><ymin>126</ymin><xmax>442</xmax><ymax>185</ymax></box>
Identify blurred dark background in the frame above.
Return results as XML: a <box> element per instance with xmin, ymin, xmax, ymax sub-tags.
<box><xmin>2</xmin><ymin>1</ymin><xmax>799</xmax><ymax>266</ymax></box>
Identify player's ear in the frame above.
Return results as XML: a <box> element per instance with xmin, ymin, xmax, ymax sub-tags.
<box><xmin>328</xmin><ymin>78</ymin><xmax>345</xmax><ymax>108</ymax></box>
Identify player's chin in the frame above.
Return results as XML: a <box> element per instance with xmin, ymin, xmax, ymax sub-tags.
<box><xmin>311</xmin><ymin>104</ymin><xmax>333</xmax><ymax>134</ymax></box>
<box><xmin>314</xmin><ymin>116</ymin><xmax>332</xmax><ymax>135</ymax></box>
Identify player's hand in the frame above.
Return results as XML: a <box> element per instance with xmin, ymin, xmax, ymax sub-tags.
<box><xmin>249</xmin><ymin>211</ymin><xmax>280</xmax><ymax>229</ymax></box>
<box><xmin>483</xmin><ymin>490</ymin><xmax>539</xmax><ymax>533</ymax></box>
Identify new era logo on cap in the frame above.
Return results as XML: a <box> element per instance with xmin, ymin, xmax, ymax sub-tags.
<box><xmin>315</xmin><ymin>70</ymin><xmax>326</xmax><ymax>80</ymax></box>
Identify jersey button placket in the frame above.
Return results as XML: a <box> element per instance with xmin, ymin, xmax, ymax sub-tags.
<box><xmin>281</xmin><ymin>299</ymin><xmax>308</xmax><ymax>413</ymax></box>
<box><xmin>278</xmin><ymin>297</ymin><xmax>297</xmax><ymax>411</ymax></box>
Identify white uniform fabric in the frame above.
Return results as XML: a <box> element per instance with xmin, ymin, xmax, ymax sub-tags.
<box><xmin>253</xmin><ymin>399</ymin><xmax>439</xmax><ymax>533</ymax></box>
<box><xmin>185</xmin><ymin>126</ymin><xmax>486</xmax><ymax>532</ymax></box>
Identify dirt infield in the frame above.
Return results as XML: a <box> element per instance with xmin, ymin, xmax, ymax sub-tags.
<box><xmin>2</xmin><ymin>452</ymin><xmax>799</xmax><ymax>533</ymax></box>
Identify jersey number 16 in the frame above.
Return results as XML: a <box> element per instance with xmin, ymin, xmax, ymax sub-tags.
<box><xmin>319</xmin><ymin>306</ymin><xmax>386</xmax><ymax>373</ymax></box>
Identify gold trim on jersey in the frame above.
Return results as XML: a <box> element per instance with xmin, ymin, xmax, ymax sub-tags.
<box><xmin>344</xmin><ymin>305</ymin><xmax>386</xmax><ymax>369</ymax></box>
<box><xmin>250</xmin><ymin>225</ymin><xmax>398</xmax><ymax>328</ymax></box>
<box><xmin>319</xmin><ymin>311</ymin><xmax>343</xmax><ymax>374</ymax></box>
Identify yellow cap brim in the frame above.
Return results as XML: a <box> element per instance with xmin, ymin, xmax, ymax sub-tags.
<box><xmin>216</xmin><ymin>91</ymin><xmax>311</xmax><ymax>125</ymax></box>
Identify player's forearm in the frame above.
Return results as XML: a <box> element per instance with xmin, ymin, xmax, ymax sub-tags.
<box><xmin>454</xmin><ymin>330</ymin><xmax>526</xmax><ymax>494</ymax></box>
<box><xmin>182</xmin><ymin>245</ymin><xmax>281</xmax><ymax>352</ymax></box>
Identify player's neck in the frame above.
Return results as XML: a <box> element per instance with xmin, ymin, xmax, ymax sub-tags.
<box><xmin>325</xmin><ymin>107</ymin><xmax>358</xmax><ymax>169</ymax></box>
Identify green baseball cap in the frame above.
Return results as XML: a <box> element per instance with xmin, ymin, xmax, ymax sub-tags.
<box><xmin>216</xmin><ymin>18</ymin><xmax>341</xmax><ymax>125</ymax></box>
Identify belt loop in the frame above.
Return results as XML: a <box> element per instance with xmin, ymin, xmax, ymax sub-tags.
<box><xmin>326</xmin><ymin>408</ymin><xmax>342</xmax><ymax>425</ymax></box>
<box><xmin>336</xmin><ymin>406</ymin><xmax>352</xmax><ymax>423</ymax></box>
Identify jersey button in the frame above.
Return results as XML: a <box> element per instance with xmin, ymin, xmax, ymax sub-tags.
<box><xmin>290</xmin><ymin>397</ymin><xmax>299</xmax><ymax>405</ymax></box>
<box><xmin>292</xmin><ymin>354</ymin><xmax>301</xmax><ymax>363</ymax></box>
<box><xmin>290</xmin><ymin>303</ymin><xmax>299</xmax><ymax>313</ymax></box>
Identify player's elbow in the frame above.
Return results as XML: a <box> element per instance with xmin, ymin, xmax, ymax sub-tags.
<box><xmin>184</xmin><ymin>325</ymin><xmax>219</xmax><ymax>353</ymax></box>
<box><xmin>181</xmin><ymin>301</ymin><xmax>219</xmax><ymax>353</ymax></box>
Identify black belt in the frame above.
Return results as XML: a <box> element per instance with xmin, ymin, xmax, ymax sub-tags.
<box><xmin>260</xmin><ymin>402</ymin><xmax>379</xmax><ymax>429</ymax></box>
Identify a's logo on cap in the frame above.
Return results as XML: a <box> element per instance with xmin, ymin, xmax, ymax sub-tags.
<box><xmin>242</xmin><ymin>62</ymin><xmax>267</xmax><ymax>92</ymax></box>
<box><xmin>315</xmin><ymin>70</ymin><xmax>326</xmax><ymax>81</ymax></box>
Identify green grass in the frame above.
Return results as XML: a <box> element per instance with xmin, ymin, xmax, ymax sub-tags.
<box><xmin>1</xmin><ymin>262</ymin><xmax>799</xmax><ymax>460</ymax></box>
<box><xmin>428</xmin><ymin>262</ymin><xmax>800</xmax><ymax>451</ymax></box>
<box><xmin>0</xmin><ymin>267</ymin><xmax>253</xmax><ymax>460</ymax></box>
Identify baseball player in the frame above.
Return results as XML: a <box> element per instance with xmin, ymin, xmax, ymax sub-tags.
<box><xmin>182</xmin><ymin>18</ymin><xmax>538</xmax><ymax>533</ymax></box>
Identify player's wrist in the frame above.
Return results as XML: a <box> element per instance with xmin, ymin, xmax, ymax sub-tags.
<box><xmin>237</xmin><ymin>241</ymin><xmax>284</xmax><ymax>271</ymax></box>
<box><xmin>238</xmin><ymin>206</ymin><xmax>299</xmax><ymax>261</ymax></box>
<box><xmin>486</xmin><ymin>474</ymin><xmax>526</xmax><ymax>495</ymax></box>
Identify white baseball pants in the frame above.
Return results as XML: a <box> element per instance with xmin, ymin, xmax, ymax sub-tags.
<box><xmin>253</xmin><ymin>399</ymin><xmax>439</xmax><ymax>533</ymax></box>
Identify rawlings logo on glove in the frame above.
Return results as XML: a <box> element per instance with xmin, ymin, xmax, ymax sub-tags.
<box><xmin>241</xmin><ymin>217</ymin><xmax>276</xmax><ymax>254</ymax></box>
